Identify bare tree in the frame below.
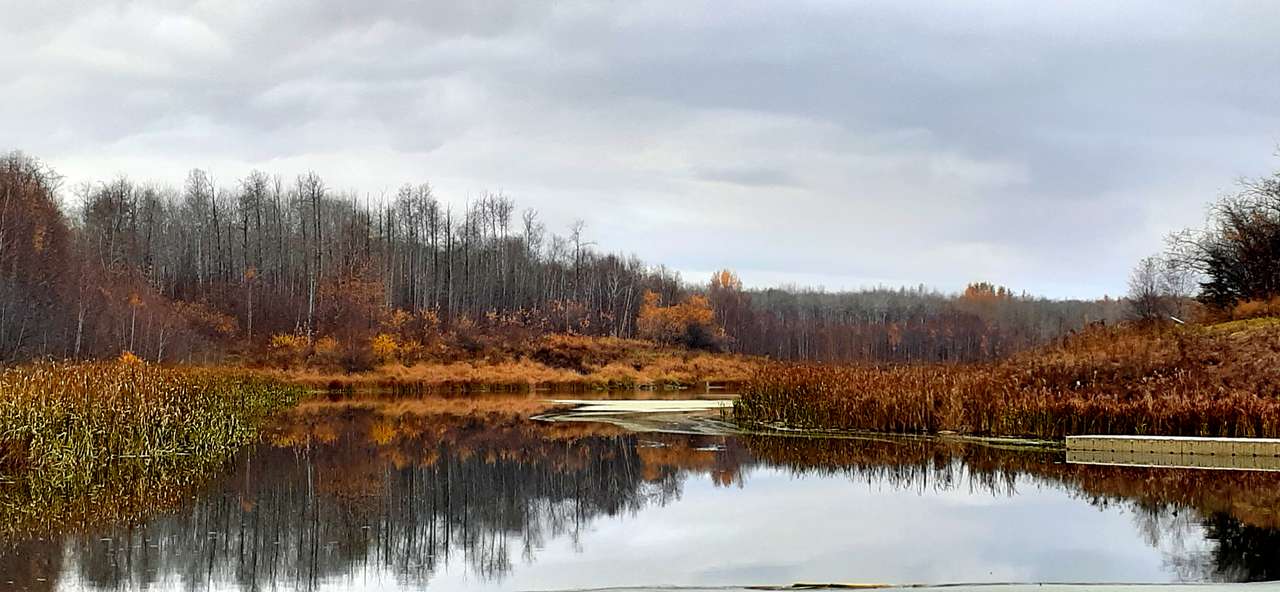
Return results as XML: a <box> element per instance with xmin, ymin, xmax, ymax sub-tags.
<box><xmin>1128</xmin><ymin>256</ymin><xmax>1167</xmax><ymax>321</ymax></box>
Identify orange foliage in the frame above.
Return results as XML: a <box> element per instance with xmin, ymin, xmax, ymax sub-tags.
<box><xmin>117</xmin><ymin>351</ymin><xmax>143</xmax><ymax>365</ymax></box>
<box><xmin>961</xmin><ymin>281</ymin><xmax>1014</xmax><ymax>303</ymax></box>
<box><xmin>636</xmin><ymin>291</ymin><xmax>722</xmax><ymax>350</ymax></box>
<box><xmin>710</xmin><ymin>269</ymin><xmax>743</xmax><ymax>291</ymax></box>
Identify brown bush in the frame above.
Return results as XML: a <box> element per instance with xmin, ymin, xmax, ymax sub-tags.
<box><xmin>1233</xmin><ymin>297</ymin><xmax>1280</xmax><ymax>320</ymax></box>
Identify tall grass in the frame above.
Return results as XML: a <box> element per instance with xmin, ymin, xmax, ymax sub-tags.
<box><xmin>0</xmin><ymin>361</ymin><xmax>302</xmax><ymax>505</ymax></box>
<box><xmin>736</xmin><ymin>321</ymin><xmax>1280</xmax><ymax>439</ymax></box>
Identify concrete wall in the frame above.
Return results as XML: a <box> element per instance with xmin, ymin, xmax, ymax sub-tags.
<box><xmin>1067</xmin><ymin>449</ymin><xmax>1280</xmax><ymax>471</ymax></box>
<box><xmin>1065</xmin><ymin>435</ymin><xmax>1280</xmax><ymax>471</ymax></box>
<box><xmin>1066</xmin><ymin>435</ymin><xmax>1280</xmax><ymax>456</ymax></box>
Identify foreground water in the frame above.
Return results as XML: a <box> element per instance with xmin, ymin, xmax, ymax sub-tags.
<box><xmin>4</xmin><ymin>395</ymin><xmax>1280</xmax><ymax>590</ymax></box>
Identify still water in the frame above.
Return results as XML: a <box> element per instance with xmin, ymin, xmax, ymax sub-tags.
<box><xmin>5</xmin><ymin>395</ymin><xmax>1280</xmax><ymax>590</ymax></box>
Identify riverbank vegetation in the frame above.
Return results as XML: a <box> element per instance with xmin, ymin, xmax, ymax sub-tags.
<box><xmin>736</xmin><ymin>319</ymin><xmax>1280</xmax><ymax>439</ymax></box>
<box><xmin>266</xmin><ymin>333</ymin><xmax>757</xmax><ymax>391</ymax></box>
<box><xmin>738</xmin><ymin>164</ymin><xmax>1280</xmax><ymax>439</ymax></box>
<box><xmin>0</xmin><ymin>360</ymin><xmax>301</xmax><ymax>536</ymax></box>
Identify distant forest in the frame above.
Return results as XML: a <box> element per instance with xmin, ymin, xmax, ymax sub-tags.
<box><xmin>2</xmin><ymin>151</ymin><xmax>1126</xmax><ymax>366</ymax></box>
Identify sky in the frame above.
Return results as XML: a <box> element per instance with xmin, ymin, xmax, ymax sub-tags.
<box><xmin>2</xmin><ymin>1</ymin><xmax>1278</xmax><ymax>299</ymax></box>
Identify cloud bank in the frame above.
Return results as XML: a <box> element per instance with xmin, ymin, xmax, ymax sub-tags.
<box><xmin>3</xmin><ymin>0</ymin><xmax>1278</xmax><ymax>297</ymax></box>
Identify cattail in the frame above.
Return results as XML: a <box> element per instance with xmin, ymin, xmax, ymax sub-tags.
<box><xmin>737</xmin><ymin>322</ymin><xmax>1280</xmax><ymax>440</ymax></box>
<box><xmin>0</xmin><ymin>361</ymin><xmax>301</xmax><ymax>538</ymax></box>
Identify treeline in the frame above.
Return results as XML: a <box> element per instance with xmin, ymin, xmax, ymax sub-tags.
<box><xmin>710</xmin><ymin>277</ymin><xmax>1124</xmax><ymax>362</ymax></box>
<box><xmin>2</xmin><ymin>151</ymin><xmax>686</xmax><ymax>363</ymax></box>
<box><xmin>81</xmin><ymin>171</ymin><xmax>678</xmax><ymax>339</ymax></box>
<box><xmin>2</xmin><ymin>150</ymin><xmax>1121</xmax><ymax>366</ymax></box>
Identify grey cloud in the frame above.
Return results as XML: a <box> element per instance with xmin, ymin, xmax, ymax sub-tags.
<box><xmin>2</xmin><ymin>0</ymin><xmax>1278</xmax><ymax>298</ymax></box>
<box><xmin>692</xmin><ymin>164</ymin><xmax>798</xmax><ymax>188</ymax></box>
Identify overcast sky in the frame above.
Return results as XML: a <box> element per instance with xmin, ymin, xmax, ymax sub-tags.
<box><xmin>3</xmin><ymin>1</ymin><xmax>1278</xmax><ymax>298</ymax></box>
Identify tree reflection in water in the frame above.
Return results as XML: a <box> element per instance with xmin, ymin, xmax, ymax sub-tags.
<box><xmin>4</xmin><ymin>403</ymin><xmax>1280</xmax><ymax>589</ymax></box>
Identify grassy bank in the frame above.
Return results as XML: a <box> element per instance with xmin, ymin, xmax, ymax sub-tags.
<box><xmin>266</xmin><ymin>333</ymin><xmax>759</xmax><ymax>392</ymax></box>
<box><xmin>735</xmin><ymin>319</ymin><xmax>1280</xmax><ymax>439</ymax></box>
<box><xmin>0</xmin><ymin>360</ymin><xmax>302</xmax><ymax>534</ymax></box>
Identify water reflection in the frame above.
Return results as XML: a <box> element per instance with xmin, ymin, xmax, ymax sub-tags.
<box><xmin>4</xmin><ymin>399</ymin><xmax>1280</xmax><ymax>589</ymax></box>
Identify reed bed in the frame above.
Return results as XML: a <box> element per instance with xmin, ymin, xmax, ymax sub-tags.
<box><xmin>0</xmin><ymin>361</ymin><xmax>302</xmax><ymax>496</ymax></box>
<box><xmin>736</xmin><ymin>321</ymin><xmax>1280</xmax><ymax>439</ymax></box>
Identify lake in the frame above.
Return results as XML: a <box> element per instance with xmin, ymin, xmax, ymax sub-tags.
<box><xmin>4</xmin><ymin>394</ymin><xmax>1280</xmax><ymax>590</ymax></box>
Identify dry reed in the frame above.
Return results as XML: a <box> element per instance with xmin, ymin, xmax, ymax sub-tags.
<box><xmin>0</xmin><ymin>361</ymin><xmax>302</xmax><ymax>494</ymax></box>
<box><xmin>736</xmin><ymin>321</ymin><xmax>1280</xmax><ymax>439</ymax></box>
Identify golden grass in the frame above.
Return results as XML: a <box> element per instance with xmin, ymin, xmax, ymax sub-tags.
<box><xmin>736</xmin><ymin>320</ymin><xmax>1280</xmax><ymax>439</ymax></box>
<box><xmin>264</xmin><ymin>333</ymin><xmax>759</xmax><ymax>391</ymax></box>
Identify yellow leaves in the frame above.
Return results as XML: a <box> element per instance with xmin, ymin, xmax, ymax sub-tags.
<box><xmin>269</xmin><ymin>333</ymin><xmax>308</xmax><ymax>352</ymax></box>
<box><xmin>118</xmin><ymin>351</ymin><xmax>144</xmax><ymax>365</ymax></box>
<box><xmin>268</xmin><ymin>333</ymin><xmax>309</xmax><ymax>368</ymax></box>
<box><xmin>263</xmin><ymin>332</ymin><xmax>334</xmax><ymax>362</ymax></box>
<box><xmin>369</xmin><ymin>421</ymin><xmax>397</xmax><ymax>446</ymax></box>
<box><xmin>370</xmin><ymin>333</ymin><xmax>400</xmax><ymax>364</ymax></box>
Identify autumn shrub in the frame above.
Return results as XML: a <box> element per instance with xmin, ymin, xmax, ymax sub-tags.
<box><xmin>394</xmin><ymin>339</ymin><xmax>423</xmax><ymax>362</ymax></box>
<box><xmin>370</xmin><ymin>333</ymin><xmax>401</xmax><ymax>364</ymax></box>
<box><xmin>117</xmin><ymin>350</ymin><xmax>144</xmax><ymax>365</ymax></box>
<box><xmin>1232</xmin><ymin>297</ymin><xmax>1280</xmax><ymax>320</ymax></box>
<box><xmin>311</xmin><ymin>335</ymin><xmax>342</xmax><ymax>366</ymax></box>
<box><xmin>636</xmin><ymin>291</ymin><xmax>725</xmax><ymax>351</ymax></box>
<box><xmin>268</xmin><ymin>333</ymin><xmax>309</xmax><ymax>368</ymax></box>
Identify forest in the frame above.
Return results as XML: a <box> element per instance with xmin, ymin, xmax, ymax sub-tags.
<box><xmin>2</xmin><ymin>150</ymin><xmax>1126</xmax><ymax>369</ymax></box>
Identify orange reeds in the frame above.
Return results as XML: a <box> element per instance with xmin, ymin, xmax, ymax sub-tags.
<box><xmin>736</xmin><ymin>320</ymin><xmax>1280</xmax><ymax>439</ymax></box>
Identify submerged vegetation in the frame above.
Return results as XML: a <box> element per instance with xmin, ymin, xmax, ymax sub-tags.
<box><xmin>0</xmin><ymin>361</ymin><xmax>301</xmax><ymax>536</ymax></box>
<box><xmin>736</xmin><ymin>319</ymin><xmax>1280</xmax><ymax>439</ymax></box>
